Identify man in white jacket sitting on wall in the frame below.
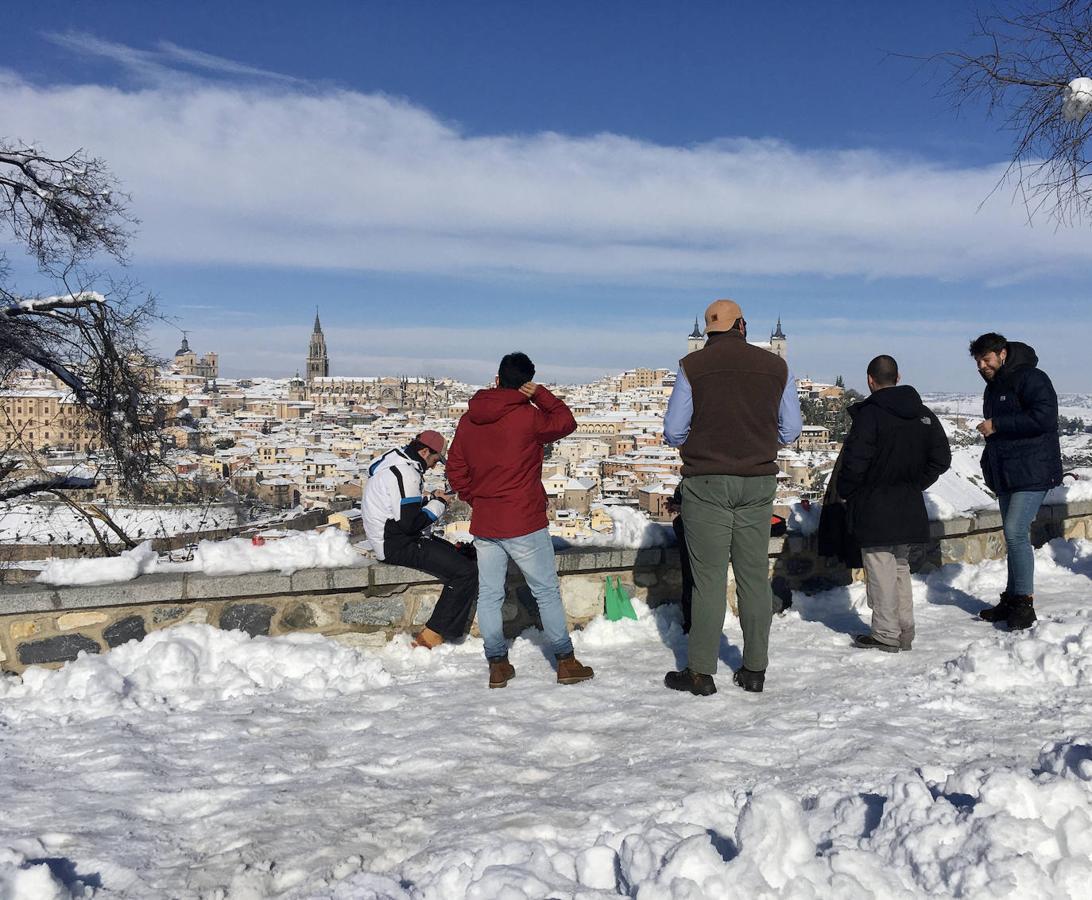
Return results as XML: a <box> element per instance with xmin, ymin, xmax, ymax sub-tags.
<box><xmin>361</xmin><ymin>431</ymin><xmax>476</xmax><ymax>649</ymax></box>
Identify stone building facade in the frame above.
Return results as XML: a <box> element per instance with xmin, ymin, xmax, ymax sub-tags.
<box><xmin>173</xmin><ymin>336</ymin><xmax>219</xmax><ymax>380</ymax></box>
<box><xmin>0</xmin><ymin>383</ymin><xmax>98</xmax><ymax>452</ymax></box>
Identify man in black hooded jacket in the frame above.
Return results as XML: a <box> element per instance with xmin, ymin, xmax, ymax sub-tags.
<box><xmin>837</xmin><ymin>356</ymin><xmax>951</xmax><ymax>652</ymax></box>
<box><xmin>970</xmin><ymin>333</ymin><xmax>1062</xmax><ymax>630</ymax></box>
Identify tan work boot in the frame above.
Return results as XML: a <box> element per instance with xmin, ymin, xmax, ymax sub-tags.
<box><xmin>488</xmin><ymin>657</ymin><xmax>516</xmax><ymax>689</ymax></box>
<box><xmin>556</xmin><ymin>652</ymin><xmax>594</xmax><ymax>685</ymax></box>
<box><xmin>411</xmin><ymin>627</ymin><xmax>444</xmax><ymax>650</ymax></box>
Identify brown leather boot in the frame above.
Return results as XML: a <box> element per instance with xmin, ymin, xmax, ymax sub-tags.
<box><xmin>411</xmin><ymin>627</ymin><xmax>444</xmax><ymax>650</ymax></box>
<box><xmin>488</xmin><ymin>657</ymin><xmax>516</xmax><ymax>689</ymax></box>
<box><xmin>556</xmin><ymin>652</ymin><xmax>594</xmax><ymax>685</ymax></box>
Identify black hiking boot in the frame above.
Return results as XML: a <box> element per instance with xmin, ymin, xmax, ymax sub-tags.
<box><xmin>979</xmin><ymin>591</ymin><xmax>1015</xmax><ymax>623</ymax></box>
<box><xmin>664</xmin><ymin>668</ymin><xmax>717</xmax><ymax>696</ymax></box>
<box><xmin>852</xmin><ymin>634</ymin><xmax>900</xmax><ymax>653</ymax></box>
<box><xmin>1006</xmin><ymin>595</ymin><xmax>1037</xmax><ymax>631</ymax></box>
<box><xmin>732</xmin><ymin>667</ymin><xmax>765</xmax><ymax>693</ymax></box>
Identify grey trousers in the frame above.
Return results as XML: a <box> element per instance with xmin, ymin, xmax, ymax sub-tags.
<box><xmin>861</xmin><ymin>544</ymin><xmax>914</xmax><ymax>649</ymax></box>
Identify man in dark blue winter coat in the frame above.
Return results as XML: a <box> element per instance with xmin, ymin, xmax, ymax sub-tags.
<box><xmin>837</xmin><ymin>356</ymin><xmax>951</xmax><ymax>652</ymax></box>
<box><xmin>970</xmin><ymin>333</ymin><xmax>1063</xmax><ymax>630</ymax></box>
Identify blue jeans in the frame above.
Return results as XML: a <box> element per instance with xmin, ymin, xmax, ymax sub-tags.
<box><xmin>998</xmin><ymin>490</ymin><xmax>1048</xmax><ymax>596</ymax></box>
<box><xmin>474</xmin><ymin>528</ymin><xmax>574</xmax><ymax>661</ymax></box>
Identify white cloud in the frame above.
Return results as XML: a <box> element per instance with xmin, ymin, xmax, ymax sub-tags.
<box><xmin>4</xmin><ymin>44</ymin><xmax>1092</xmax><ymax>286</ymax></box>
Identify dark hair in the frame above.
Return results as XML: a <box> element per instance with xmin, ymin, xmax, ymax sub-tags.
<box><xmin>405</xmin><ymin>438</ymin><xmax>431</xmax><ymax>458</ymax></box>
<box><xmin>969</xmin><ymin>332</ymin><xmax>1007</xmax><ymax>358</ymax></box>
<box><xmin>498</xmin><ymin>351</ymin><xmax>535</xmax><ymax>389</ymax></box>
<box><xmin>866</xmin><ymin>354</ymin><xmax>899</xmax><ymax>387</ymax></box>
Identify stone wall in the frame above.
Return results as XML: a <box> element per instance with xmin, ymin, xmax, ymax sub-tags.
<box><xmin>0</xmin><ymin>546</ymin><xmax>693</xmax><ymax>673</ymax></box>
<box><xmin>1</xmin><ymin>500</ymin><xmax>1089</xmax><ymax>675</ymax></box>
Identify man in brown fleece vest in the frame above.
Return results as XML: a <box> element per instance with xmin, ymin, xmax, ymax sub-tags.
<box><xmin>662</xmin><ymin>299</ymin><xmax>802</xmax><ymax>695</ymax></box>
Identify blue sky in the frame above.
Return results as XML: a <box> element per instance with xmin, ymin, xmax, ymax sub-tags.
<box><xmin>4</xmin><ymin>0</ymin><xmax>1090</xmax><ymax>390</ymax></box>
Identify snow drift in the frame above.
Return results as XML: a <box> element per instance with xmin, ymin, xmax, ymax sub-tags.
<box><xmin>36</xmin><ymin>528</ymin><xmax>366</xmax><ymax>586</ymax></box>
<box><xmin>0</xmin><ymin>624</ymin><xmax>391</xmax><ymax>721</ymax></box>
<box><xmin>37</xmin><ymin>541</ymin><xmax>158</xmax><ymax>587</ymax></box>
<box><xmin>192</xmin><ymin>528</ymin><xmax>363</xmax><ymax>576</ymax></box>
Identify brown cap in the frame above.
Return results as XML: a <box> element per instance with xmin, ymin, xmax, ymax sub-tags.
<box><xmin>704</xmin><ymin>298</ymin><xmax>743</xmax><ymax>332</ymax></box>
<box><xmin>416</xmin><ymin>430</ymin><xmax>447</xmax><ymax>455</ymax></box>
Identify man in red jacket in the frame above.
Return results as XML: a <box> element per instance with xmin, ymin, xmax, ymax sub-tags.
<box><xmin>447</xmin><ymin>352</ymin><xmax>595</xmax><ymax>689</ymax></box>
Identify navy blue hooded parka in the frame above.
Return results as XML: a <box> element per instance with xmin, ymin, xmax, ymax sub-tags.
<box><xmin>980</xmin><ymin>342</ymin><xmax>1062</xmax><ymax>494</ymax></box>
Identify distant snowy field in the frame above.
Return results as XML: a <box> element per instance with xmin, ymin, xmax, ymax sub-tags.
<box><xmin>0</xmin><ymin>501</ymin><xmax>239</xmax><ymax>545</ymax></box>
<box><xmin>3</xmin><ymin>541</ymin><xmax>1092</xmax><ymax>897</ymax></box>
<box><xmin>924</xmin><ymin>392</ymin><xmax>1092</xmax><ymax>425</ymax></box>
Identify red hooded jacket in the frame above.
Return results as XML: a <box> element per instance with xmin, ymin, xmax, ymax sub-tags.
<box><xmin>446</xmin><ymin>386</ymin><xmax>577</xmax><ymax>539</ymax></box>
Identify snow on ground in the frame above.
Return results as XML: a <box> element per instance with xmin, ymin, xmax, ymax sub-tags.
<box><xmin>785</xmin><ymin>499</ymin><xmax>820</xmax><ymax>535</ymax></box>
<box><xmin>558</xmin><ymin>504</ymin><xmax>674</xmax><ymax>550</ymax></box>
<box><xmin>3</xmin><ymin>541</ymin><xmax>1092</xmax><ymax>897</ymax></box>
<box><xmin>1048</xmin><ymin>476</ymin><xmax>1092</xmax><ymax>505</ymax></box>
<box><xmin>36</xmin><ymin>529</ymin><xmax>369</xmax><ymax>586</ymax></box>
<box><xmin>923</xmin><ymin>445</ymin><xmax>997</xmax><ymax>520</ymax></box>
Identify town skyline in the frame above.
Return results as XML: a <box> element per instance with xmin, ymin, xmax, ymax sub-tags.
<box><xmin>158</xmin><ymin>309</ymin><xmax>1072</xmax><ymax>395</ymax></box>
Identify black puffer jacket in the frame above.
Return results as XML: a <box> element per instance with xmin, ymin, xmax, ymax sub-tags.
<box><xmin>836</xmin><ymin>385</ymin><xmax>951</xmax><ymax>548</ymax></box>
<box><xmin>981</xmin><ymin>342</ymin><xmax>1062</xmax><ymax>494</ymax></box>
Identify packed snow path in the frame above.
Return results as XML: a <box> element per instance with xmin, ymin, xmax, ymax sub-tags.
<box><xmin>3</xmin><ymin>541</ymin><xmax>1092</xmax><ymax>898</ymax></box>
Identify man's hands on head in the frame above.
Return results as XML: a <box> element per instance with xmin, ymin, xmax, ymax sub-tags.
<box><xmin>518</xmin><ymin>382</ymin><xmax>539</xmax><ymax>399</ymax></box>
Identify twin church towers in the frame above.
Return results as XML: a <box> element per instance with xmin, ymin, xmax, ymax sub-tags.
<box><xmin>688</xmin><ymin>315</ymin><xmax>787</xmax><ymax>358</ymax></box>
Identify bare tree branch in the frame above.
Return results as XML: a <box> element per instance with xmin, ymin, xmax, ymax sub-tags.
<box><xmin>0</xmin><ymin>475</ymin><xmax>96</xmax><ymax>503</ymax></box>
<box><xmin>931</xmin><ymin>0</ymin><xmax>1092</xmax><ymax>224</ymax></box>
<box><xmin>1</xmin><ymin>141</ymin><xmax>168</xmax><ymax>508</ymax></box>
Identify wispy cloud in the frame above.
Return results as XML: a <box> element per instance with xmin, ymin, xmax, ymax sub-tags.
<box><xmin>154</xmin><ymin>41</ymin><xmax>303</xmax><ymax>83</ymax></box>
<box><xmin>43</xmin><ymin>31</ymin><xmax>301</xmax><ymax>86</ymax></box>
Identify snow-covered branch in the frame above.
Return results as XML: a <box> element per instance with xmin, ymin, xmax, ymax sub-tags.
<box><xmin>1</xmin><ymin>291</ymin><xmax>107</xmax><ymax>318</ymax></box>
<box><xmin>0</xmin><ymin>475</ymin><xmax>96</xmax><ymax>503</ymax></box>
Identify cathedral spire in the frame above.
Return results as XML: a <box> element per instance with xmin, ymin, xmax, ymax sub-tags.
<box><xmin>689</xmin><ymin>316</ymin><xmax>703</xmax><ymax>339</ymax></box>
<box><xmin>307</xmin><ymin>309</ymin><xmax>329</xmax><ymax>381</ymax></box>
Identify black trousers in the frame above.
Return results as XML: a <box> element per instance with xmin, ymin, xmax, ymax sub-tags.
<box><xmin>383</xmin><ymin>536</ymin><xmax>477</xmax><ymax>639</ymax></box>
<box><xmin>672</xmin><ymin>515</ymin><xmax>694</xmax><ymax>633</ymax></box>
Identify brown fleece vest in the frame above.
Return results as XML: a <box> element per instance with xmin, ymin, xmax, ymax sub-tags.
<box><xmin>679</xmin><ymin>330</ymin><xmax>788</xmax><ymax>477</ymax></box>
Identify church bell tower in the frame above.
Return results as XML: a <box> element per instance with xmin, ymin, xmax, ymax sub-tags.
<box><xmin>687</xmin><ymin>317</ymin><xmax>705</xmax><ymax>354</ymax></box>
<box><xmin>307</xmin><ymin>310</ymin><xmax>329</xmax><ymax>382</ymax></box>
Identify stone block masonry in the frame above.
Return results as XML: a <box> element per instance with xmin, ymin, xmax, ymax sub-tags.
<box><xmin>1</xmin><ymin>501</ymin><xmax>1089</xmax><ymax>675</ymax></box>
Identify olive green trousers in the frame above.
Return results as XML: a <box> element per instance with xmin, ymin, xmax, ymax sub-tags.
<box><xmin>681</xmin><ymin>474</ymin><xmax>776</xmax><ymax>675</ymax></box>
